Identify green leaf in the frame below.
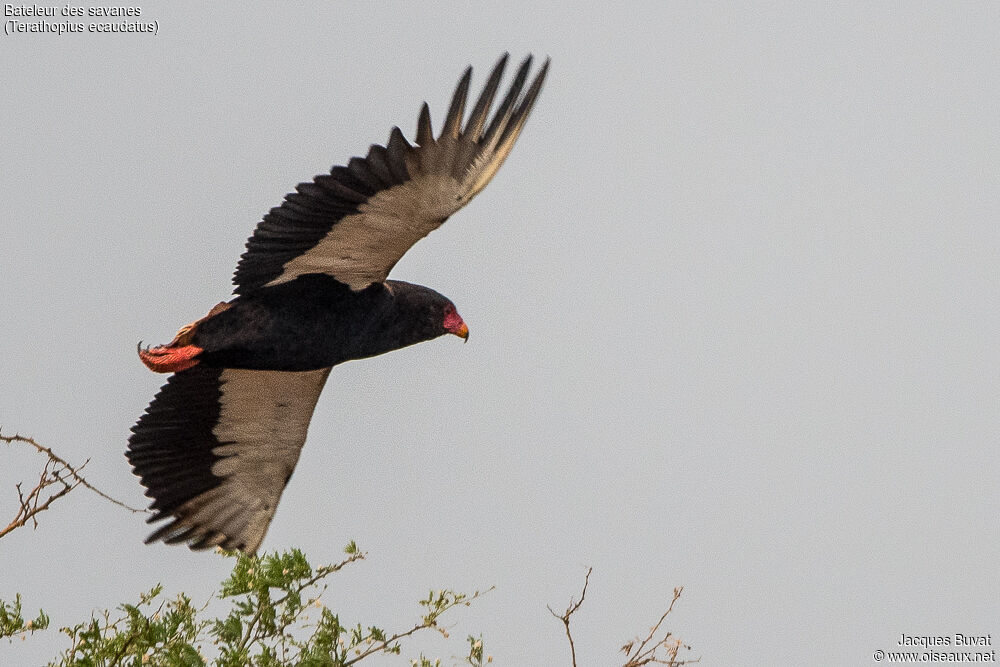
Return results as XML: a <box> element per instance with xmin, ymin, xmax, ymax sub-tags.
<box><xmin>7</xmin><ymin>546</ymin><xmax>490</xmax><ymax>667</ymax></box>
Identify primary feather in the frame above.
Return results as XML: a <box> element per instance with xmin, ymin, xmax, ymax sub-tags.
<box><xmin>128</xmin><ymin>55</ymin><xmax>548</xmax><ymax>553</ymax></box>
<box><xmin>234</xmin><ymin>53</ymin><xmax>549</xmax><ymax>293</ymax></box>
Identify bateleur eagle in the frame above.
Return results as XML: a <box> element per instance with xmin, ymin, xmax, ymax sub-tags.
<box><xmin>127</xmin><ymin>54</ymin><xmax>548</xmax><ymax>553</ymax></box>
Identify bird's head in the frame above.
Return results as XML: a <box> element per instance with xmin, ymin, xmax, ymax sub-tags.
<box><xmin>379</xmin><ymin>281</ymin><xmax>470</xmax><ymax>353</ymax></box>
<box><xmin>442</xmin><ymin>302</ymin><xmax>470</xmax><ymax>342</ymax></box>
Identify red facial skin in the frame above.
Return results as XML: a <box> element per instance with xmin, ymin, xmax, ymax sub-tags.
<box><xmin>443</xmin><ymin>304</ymin><xmax>469</xmax><ymax>340</ymax></box>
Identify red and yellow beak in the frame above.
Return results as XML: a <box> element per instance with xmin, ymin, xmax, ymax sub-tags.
<box><xmin>443</xmin><ymin>308</ymin><xmax>470</xmax><ymax>342</ymax></box>
<box><xmin>451</xmin><ymin>320</ymin><xmax>469</xmax><ymax>341</ymax></box>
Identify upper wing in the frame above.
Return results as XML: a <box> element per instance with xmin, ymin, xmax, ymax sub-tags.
<box><xmin>127</xmin><ymin>365</ymin><xmax>331</xmax><ymax>553</ymax></box>
<box><xmin>233</xmin><ymin>53</ymin><xmax>549</xmax><ymax>294</ymax></box>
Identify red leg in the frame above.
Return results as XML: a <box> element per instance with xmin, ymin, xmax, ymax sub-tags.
<box><xmin>138</xmin><ymin>341</ymin><xmax>203</xmax><ymax>373</ymax></box>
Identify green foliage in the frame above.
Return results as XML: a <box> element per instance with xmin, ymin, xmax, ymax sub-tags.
<box><xmin>58</xmin><ymin>584</ymin><xmax>204</xmax><ymax>666</ymax></box>
<box><xmin>465</xmin><ymin>635</ymin><xmax>486</xmax><ymax>666</ymax></box>
<box><xmin>0</xmin><ymin>593</ymin><xmax>50</xmax><ymax>641</ymax></box>
<box><xmin>3</xmin><ymin>544</ymin><xmax>489</xmax><ymax>667</ymax></box>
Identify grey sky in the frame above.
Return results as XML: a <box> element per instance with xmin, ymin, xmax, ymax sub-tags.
<box><xmin>3</xmin><ymin>3</ymin><xmax>999</xmax><ymax>664</ymax></box>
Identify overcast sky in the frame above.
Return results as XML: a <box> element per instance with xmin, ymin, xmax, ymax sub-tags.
<box><xmin>3</xmin><ymin>3</ymin><xmax>999</xmax><ymax>665</ymax></box>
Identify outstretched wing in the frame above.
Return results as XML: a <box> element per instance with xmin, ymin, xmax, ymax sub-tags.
<box><xmin>127</xmin><ymin>365</ymin><xmax>331</xmax><ymax>553</ymax></box>
<box><xmin>232</xmin><ymin>53</ymin><xmax>549</xmax><ymax>294</ymax></box>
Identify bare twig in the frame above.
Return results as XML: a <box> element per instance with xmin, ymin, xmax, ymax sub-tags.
<box><xmin>2</xmin><ymin>459</ymin><xmax>78</xmax><ymax>539</ymax></box>
<box><xmin>620</xmin><ymin>587</ymin><xmax>699</xmax><ymax>667</ymax></box>
<box><xmin>550</xmin><ymin>569</ymin><xmax>698</xmax><ymax>667</ymax></box>
<box><xmin>2</xmin><ymin>431</ymin><xmax>149</xmax><ymax>540</ymax></box>
<box><xmin>343</xmin><ymin>587</ymin><xmax>495</xmax><ymax>666</ymax></box>
<box><xmin>547</xmin><ymin>566</ymin><xmax>592</xmax><ymax>667</ymax></box>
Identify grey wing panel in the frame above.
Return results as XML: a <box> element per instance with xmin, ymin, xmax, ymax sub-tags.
<box><xmin>128</xmin><ymin>366</ymin><xmax>332</xmax><ymax>553</ymax></box>
<box><xmin>233</xmin><ymin>54</ymin><xmax>549</xmax><ymax>293</ymax></box>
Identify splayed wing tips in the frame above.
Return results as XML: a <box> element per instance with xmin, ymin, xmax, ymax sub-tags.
<box><xmin>483</xmin><ymin>55</ymin><xmax>532</xmax><ymax>147</ymax></box>
<box><xmin>442</xmin><ymin>66</ymin><xmax>473</xmax><ymax>140</ymax></box>
<box><xmin>233</xmin><ymin>54</ymin><xmax>548</xmax><ymax>294</ymax></box>
<box><xmin>510</xmin><ymin>57</ymin><xmax>549</xmax><ymax>143</ymax></box>
<box><xmin>465</xmin><ymin>56</ymin><xmax>549</xmax><ymax>199</ymax></box>
<box><xmin>448</xmin><ymin>55</ymin><xmax>509</xmax><ymax>182</ymax></box>
<box><xmin>416</xmin><ymin>103</ymin><xmax>434</xmax><ymax>147</ymax></box>
<box><xmin>466</xmin><ymin>53</ymin><xmax>508</xmax><ymax>140</ymax></box>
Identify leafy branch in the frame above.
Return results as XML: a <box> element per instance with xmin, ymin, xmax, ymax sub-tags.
<box><xmin>3</xmin><ymin>433</ymin><xmax>700</xmax><ymax>664</ymax></box>
<box><xmin>19</xmin><ymin>544</ymin><xmax>491</xmax><ymax>666</ymax></box>
<box><xmin>212</xmin><ymin>543</ymin><xmax>369</xmax><ymax>665</ymax></box>
<box><xmin>0</xmin><ymin>594</ymin><xmax>50</xmax><ymax>641</ymax></box>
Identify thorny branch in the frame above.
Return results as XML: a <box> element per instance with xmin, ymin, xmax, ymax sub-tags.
<box><xmin>1</xmin><ymin>431</ymin><xmax>148</xmax><ymax>540</ymax></box>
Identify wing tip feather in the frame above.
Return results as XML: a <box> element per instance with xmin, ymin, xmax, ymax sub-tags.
<box><xmin>416</xmin><ymin>102</ymin><xmax>433</xmax><ymax>146</ymax></box>
<box><xmin>231</xmin><ymin>53</ymin><xmax>548</xmax><ymax>294</ymax></box>
<box><xmin>441</xmin><ymin>65</ymin><xmax>473</xmax><ymax>140</ymax></box>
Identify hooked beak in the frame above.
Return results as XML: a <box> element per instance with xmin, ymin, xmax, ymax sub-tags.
<box><xmin>451</xmin><ymin>320</ymin><xmax>469</xmax><ymax>343</ymax></box>
<box><xmin>443</xmin><ymin>306</ymin><xmax>469</xmax><ymax>343</ymax></box>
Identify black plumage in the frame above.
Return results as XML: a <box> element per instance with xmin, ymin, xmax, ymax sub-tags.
<box><xmin>190</xmin><ymin>276</ymin><xmax>459</xmax><ymax>371</ymax></box>
<box><xmin>128</xmin><ymin>54</ymin><xmax>548</xmax><ymax>553</ymax></box>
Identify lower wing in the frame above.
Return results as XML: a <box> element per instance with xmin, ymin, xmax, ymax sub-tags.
<box><xmin>127</xmin><ymin>365</ymin><xmax>332</xmax><ymax>553</ymax></box>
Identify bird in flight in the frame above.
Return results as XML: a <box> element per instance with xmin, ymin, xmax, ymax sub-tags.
<box><xmin>127</xmin><ymin>54</ymin><xmax>548</xmax><ymax>553</ymax></box>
